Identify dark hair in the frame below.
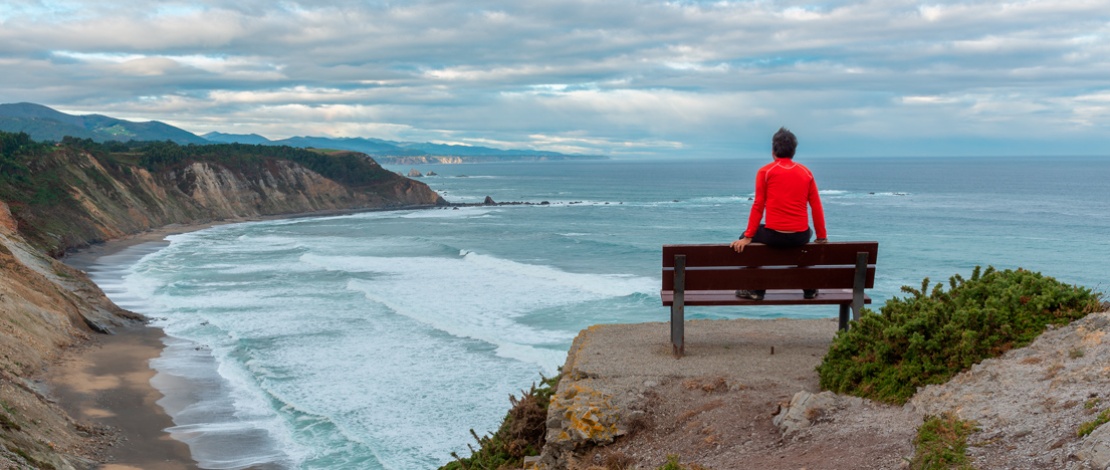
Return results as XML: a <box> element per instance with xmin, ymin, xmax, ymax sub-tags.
<box><xmin>772</xmin><ymin>127</ymin><xmax>797</xmax><ymax>159</ymax></box>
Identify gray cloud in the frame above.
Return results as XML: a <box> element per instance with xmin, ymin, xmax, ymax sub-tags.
<box><xmin>1</xmin><ymin>0</ymin><xmax>1108</xmax><ymax>157</ymax></box>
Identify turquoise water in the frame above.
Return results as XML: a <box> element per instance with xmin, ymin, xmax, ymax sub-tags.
<box><xmin>82</xmin><ymin>157</ymin><xmax>1110</xmax><ymax>469</ymax></box>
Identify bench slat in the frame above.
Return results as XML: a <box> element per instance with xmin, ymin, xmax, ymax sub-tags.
<box><xmin>661</xmin><ymin>289</ymin><xmax>872</xmax><ymax>306</ymax></box>
<box><xmin>663</xmin><ymin>242</ymin><xmax>878</xmax><ymax>268</ymax></box>
<box><xmin>662</xmin><ymin>266</ymin><xmax>875</xmax><ymax>291</ymax></box>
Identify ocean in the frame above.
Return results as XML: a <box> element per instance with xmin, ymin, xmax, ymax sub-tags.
<box><xmin>80</xmin><ymin>156</ymin><xmax>1110</xmax><ymax>469</ymax></box>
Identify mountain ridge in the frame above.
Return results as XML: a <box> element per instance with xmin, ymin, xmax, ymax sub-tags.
<box><xmin>0</xmin><ymin>102</ymin><xmax>209</xmax><ymax>144</ymax></box>
<box><xmin>0</xmin><ymin>103</ymin><xmax>605</xmax><ymax>163</ymax></box>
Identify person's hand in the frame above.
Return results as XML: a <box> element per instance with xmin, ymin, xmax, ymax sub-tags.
<box><xmin>731</xmin><ymin>237</ymin><xmax>752</xmax><ymax>253</ymax></box>
<box><xmin>814</xmin><ymin>238</ymin><xmax>828</xmax><ymax>244</ymax></box>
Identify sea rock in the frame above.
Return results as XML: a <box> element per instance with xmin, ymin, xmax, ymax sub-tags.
<box><xmin>407</xmin><ymin>169</ymin><xmax>423</xmax><ymax>177</ymax></box>
<box><xmin>484</xmin><ymin>196</ymin><xmax>496</xmax><ymax>205</ymax></box>
<box><xmin>426</xmin><ymin>171</ymin><xmax>437</xmax><ymax>176</ymax></box>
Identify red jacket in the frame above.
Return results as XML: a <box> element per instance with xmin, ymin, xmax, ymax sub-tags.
<box><xmin>743</xmin><ymin>159</ymin><xmax>827</xmax><ymax>239</ymax></box>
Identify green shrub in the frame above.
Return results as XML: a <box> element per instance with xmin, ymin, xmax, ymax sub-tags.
<box><xmin>910</xmin><ymin>414</ymin><xmax>977</xmax><ymax>470</ymax></box>
<box><xmin>441</xmin><ymin>374</ymin><xmax>559</xmax><ymax>470</ymax></box>
<box><xmin>818</xmin><ymin>267</ymin><xmax>1102</xmax><ymax>404</ymax></box>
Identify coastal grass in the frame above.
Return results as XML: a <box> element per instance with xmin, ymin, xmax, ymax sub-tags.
<box><xmin>817</xmin><ymin>266</ymin><xmax>1102</xmax><ymax>405</ymax></box>
<box><xmin>656</xmin><ymin>454</ymin><xmax>712</xmax><ymax>470</ymax></box>
<box><xmin>1078</xmin><ymin>409</ymin><xmax>1110</xmax><ymax>438</ymax></box>
<box><xmin>0</xmin><ymin>411</ymin><xmax>20</xmax><ymax>431</ymax></box>
<box><xmin>442</xmin><ymin>374</ymin><xmax>559</xmax><ymax>470</ymax></box>
<box><xmin>910</xmin><ymin>413</ymin><xmax>977</xmax><ymax>470</ymax></box>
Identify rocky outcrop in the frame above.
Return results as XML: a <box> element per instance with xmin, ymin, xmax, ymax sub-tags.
<box><xmin>0</xmin><ymin>201</ymin><xmax>16</xmax><ymax>233</ymax></box>
<box><xmin>1076</xmin><ymin>424</ymin><xmax>1110</xmax><ymax>469</ymax></box>
<box><xmin>538</xmin><ymin>326</ymin><xmax>626</xmax><ymax>470</ymax></box>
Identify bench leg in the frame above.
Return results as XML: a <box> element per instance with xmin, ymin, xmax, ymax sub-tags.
<box><xmin>851</xmin><ymin>252</ymin><xmax>867</xmax><ymax>322</ymax></box>
<box><xmin>838</xmin><ymin>304</ymin><xmax>849</xmax><ymax>331</ymax></box>
<box><xmin>671</xmin><ymin>254</ymin><xmax>686</xmax><ymax>358</ymax></box>
<box><xmin>671</xmin><ymin>303</ymin><xmax>684</xmax><ymax>357</ymax></box>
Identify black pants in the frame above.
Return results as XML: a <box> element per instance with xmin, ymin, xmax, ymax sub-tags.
<box><xmin>747</xmin><ymin>225</ymin><xmax>815</xmax><ymax>296</ymax></box>
<box><xmin>749</xmin><ymin>225</ymin><xmax>812</xmax><ymax>248</ymax></box>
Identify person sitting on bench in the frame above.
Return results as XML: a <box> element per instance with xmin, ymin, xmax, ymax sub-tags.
<box><xmin>729</xmin><ymin>127</ymin><xmax>828</xmax><ymax>301</ymax></box>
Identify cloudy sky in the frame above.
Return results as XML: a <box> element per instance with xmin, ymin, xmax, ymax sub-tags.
<box><xmin>1</xmin><ymin>1</ymin><xmax>1108</xmax><ymax>158</ymax></box>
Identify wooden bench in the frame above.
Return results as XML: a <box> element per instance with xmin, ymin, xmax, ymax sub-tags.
<box><xmin>661</xmin><ymin>242</ymin><xmax>879</xmax><ymax>357</ymax></box>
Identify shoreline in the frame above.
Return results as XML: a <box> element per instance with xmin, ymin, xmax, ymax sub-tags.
<box><xmin>51</xmin><ymin>206</ymin><xmax>446</xmax><ymax>469</ymax></box>
<box><xmin>52</xmin><ymin>221</ymin><xmax>230</xmax><ymax>469</ymax></box>
<box><xmin>53</xmin><ymin>217</ymin><xmax>310</xmax><ymax>469</ymax></box>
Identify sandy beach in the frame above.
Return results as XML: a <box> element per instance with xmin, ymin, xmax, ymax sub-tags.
<box><xmin>49</xmin><ymin>223</ymin><xmax>231</xmax><ymax>469</ymax></box>
<box><xmin>46</xmin><ymin>326</ymin><xmax>199</xmax><ymax>470</ymax></box>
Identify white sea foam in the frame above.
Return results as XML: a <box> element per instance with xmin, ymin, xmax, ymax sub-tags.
<box><xmin>111</xmin><ymin>228</ymin><xmax>568</xmax><ymax>469</ymax></box>
<box><xmin>151</xmin><ymin>336</ymin><xmax>303</xmax><ymax>470</ymax></box>
<box><xmin>693</xmin><ymin>195</ymin><xmax>751</xmax><ymax>204</ymax></box>
<box><xmin>817</xmin><ymin>189</ymin><xmax>911</xmax><ymax>199</ymax></box>
<box><xmin>301</xmin><ymin>250</ymin><xmax>654</xmax><ymax>368</ymax></box>
<box><xmin>397</xmin><ymin>207</ymin><xmax>496</xmax><ymax>218</ymax></box>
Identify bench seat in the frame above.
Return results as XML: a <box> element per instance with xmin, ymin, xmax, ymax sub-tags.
<box><xmin>661</xmin><ymin>288</ymin><xmax>871</xmax><ymax>306</ymax></box>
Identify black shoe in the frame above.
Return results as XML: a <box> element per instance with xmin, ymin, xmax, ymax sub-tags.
<box><xmin>803</xmin><ymin>289</ymin><xmax>818</xmax><ymax>299</ymax></box>
<box><xmin>735</xmin><ymin>289</ymin><xmax>765</xmax><ymax>301</ymax></box>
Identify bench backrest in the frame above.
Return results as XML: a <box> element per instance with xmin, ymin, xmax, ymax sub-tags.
<box><xmin>662</xmin><ymin>242</ymin><xmax>878</xmax><ymax>291</ymax></box>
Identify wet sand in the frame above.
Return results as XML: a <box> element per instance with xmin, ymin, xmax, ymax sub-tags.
<box><xmin>46</xmin><ymin>326</ymin><xmax>199</xmax><ymax>470</ymax></box>
<box><xmin>51</xmin><ymin>223</ymin><xmax>227</xmax><ymax>469</ymax></box>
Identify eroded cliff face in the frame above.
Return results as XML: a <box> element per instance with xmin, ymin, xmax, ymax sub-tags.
<box><xmin>11</xmin><ymin>148</ymin><xmax>444</xmax><ymax>256</ymax></box>
<box><xmin>0</xmin><ymin>147</ymin><xmax>444</xmax><ymax>468</ymax></box>
<box><xmin>1</xmin><ymin>200</ymin><xmax>139</xmax><ymax>469</ymax></box>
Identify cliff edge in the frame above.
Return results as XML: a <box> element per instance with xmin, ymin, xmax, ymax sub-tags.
<box><xmin>536</xmin><ymin>314</ymin><xmax>1110</xmax><ymax>469</ymax></box>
